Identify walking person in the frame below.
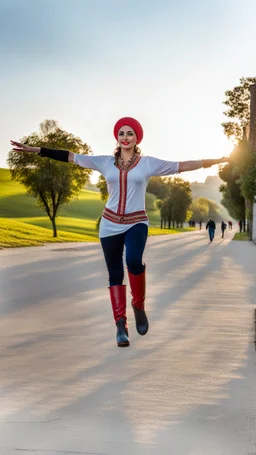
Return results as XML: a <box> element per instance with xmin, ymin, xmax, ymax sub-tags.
<box><xmin>206</xmin><ymin>218</ymin><xmax>216</xmax><ymax>242</ymax></box>
<box><xmin>11</xmin><ymin>117</ymin><xmax>229</xmax><ymax>347</ymax></box>
<box><xmin>221</xmin><ymin>221</ymin><xmax>227</xmax><ymax>238</ymax></box>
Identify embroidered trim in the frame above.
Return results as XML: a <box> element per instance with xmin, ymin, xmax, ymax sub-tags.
<box><xmin>117</xmin><ymin>170</ymin><xmax>127</xmax><ymax>214</ymax></box>
<box><xmin>115</xmin><ymin>154</ymin><xmax>140</xmax><ymax>171</ymax></box>
<box><xmin>117</xmin><ymin>155</ymin><xmax>141</xmax><ymax>215</ymax></box>
<box><xmin>102</xmin><ymin>207</ymin><xmax>148</xmax><ymax>225</ymax></box>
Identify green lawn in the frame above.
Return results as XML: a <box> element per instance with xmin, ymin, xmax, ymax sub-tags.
<box><xmin>0</xmin><ymin>168</ymin><xmax>194</xmax><ymax>248</ymax></box>
<box><xmin>0</xmin><ymin>218</ymin><xmax>100</xmax><ymax>248</ymax></box>
<box><xmin>12</xmin><ymin>216</ymin><xmax>99</xmax><ymax>237</ymax></box>
<box><xmin>233</xmin><ymin>232</ymin><xmax>250</xmax><ymax>241</ymax></box>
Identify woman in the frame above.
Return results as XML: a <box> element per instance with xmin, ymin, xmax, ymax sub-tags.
<box><xmin>11</xmin><ymin>117</ymin><xmax>229</xmax><ymax>348</ymax></box>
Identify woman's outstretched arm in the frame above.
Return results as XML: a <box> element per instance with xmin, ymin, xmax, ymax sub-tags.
<box><xmin>10</xmin><ymin>141</ymin><xmax>75</xmax><ymax>162</ymax></box>
<box><xmin>178</xmin><ymin>156</ymin><xmax>229</xmax><ymax>173</ymax></box>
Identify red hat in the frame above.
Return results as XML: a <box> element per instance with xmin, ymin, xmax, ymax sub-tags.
<box><xmin>113</xmin><ymin>117</ymin><xmax>144</xmax><ymax>144</ymax></box>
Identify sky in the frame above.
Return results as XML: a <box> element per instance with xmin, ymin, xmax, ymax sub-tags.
<box><xmin>1</xmin><ymin>0</ymin><xmax>256</xmax><ymax>184</ymax></box>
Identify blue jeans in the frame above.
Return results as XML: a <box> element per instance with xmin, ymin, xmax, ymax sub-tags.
<box><xmin>209</xmin><ymin>227</ymin><xmax>215</xmax><ymax>241</ymax></box>
<box><xmin>100</xmin><ymin>223</ymin><xmax>148</xmax><ymax>286</ymax></box>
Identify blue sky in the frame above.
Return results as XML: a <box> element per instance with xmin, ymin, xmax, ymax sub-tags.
<box><xmin>1</xmin><ymin>0</ymin><xmax>256</xmax><ymax>182</ymax></box>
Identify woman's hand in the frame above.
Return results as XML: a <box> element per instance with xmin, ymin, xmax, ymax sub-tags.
<box><xmin>218</xmin><ymin>156</ymin><xmax>230</xmax><ymax>164</ymax></box>
<box><xmin>202</xmin><ymin>156</ymin><xmax>230</xmax><ymax>169</ymax></box>
<box><xmin>10</xmin><ymin>140</ymin><xmax>40</xmax><ymax>154</ymax></box>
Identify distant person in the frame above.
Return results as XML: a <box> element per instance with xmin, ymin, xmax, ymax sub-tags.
<box><xmin>228</xmin><ymin>220</ymin><xmax>233</xmax><ymax>230</ymax></box>
<box><xmin>199</xmin><ymin>220</ymin><xmax>202</xmax><ymax>230</ymax></box>
<box><xmin>11</xmin><ymin>118</ymin><xmax>229</xmax><ymax>348</ymax></box>
<box><xmin>221</xmin><ymin>221</ymin><xmax>227</xmax><ymax>238</ymax></box>
<box><xmin>239</xmin><ymin>220</ymin><xmax>242</xmax><ymax>233</ymax></box>
<box><xmin>206</xmin><ymin>218</ymin><xmax>216</xmax><ymax>242</ymax></box>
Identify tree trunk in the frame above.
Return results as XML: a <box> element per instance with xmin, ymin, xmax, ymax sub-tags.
<box><xmin>51</xmin><ymin>217</ymin><xmax>57</xmax><ymax>237</ymax></box>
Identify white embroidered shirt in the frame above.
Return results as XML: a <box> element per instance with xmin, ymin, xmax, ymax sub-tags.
<box><xmin>74</xmin><ymin>154</ymin><xmax>179</xmax><ymax>238</ymax></box>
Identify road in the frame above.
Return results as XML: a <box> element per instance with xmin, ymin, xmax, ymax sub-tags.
<box><xmin>0</xmin><ymin>227</ymin><xmax>255</xmax><ymax>455</ymax></box>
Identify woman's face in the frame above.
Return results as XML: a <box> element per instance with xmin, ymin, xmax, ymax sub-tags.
<box><xmin>118</xmin><ymin>125</ymin><xmax>137</xmax><ymax>150</ymax></box>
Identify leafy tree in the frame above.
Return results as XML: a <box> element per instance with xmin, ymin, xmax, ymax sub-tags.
<box><xmin>231</xmin><ymin>139</ymin><xmax>256</xmax><ymax>205</ymax></box>
<box><xmin>145</xmin><ymin>192</ymin><xmax>157</xmax><ymax>211</ymax></box>
<box><xmin>219</xmin><ymin>152</ymin><xmax>246</xmax><ymax>222</ymax></box>
<box><xmin>222</xmin><ymin>77</ymin><xmax>256</xmax><ymax>142</ymax></box>
<box><xmin>160</xmin><ymin>177</ymin><xmax>192</xmax><ymax>228</ymax></box>
<box><xmin>8</xmin><ymin>120</ymin><xmax>92</xmax><ymax>237</ymax></box>
<box><xmin>97</xmin><ymin>174</ymin><xmax>109</xmax><ymax>202</ymax></box>
<box><xmin>220</xmin><ymin>77</ymin><xmax>256</xmax><ymax>232</ymax></box>
<box><xmin>200</xmin><ymin>197</ymin><xmax>221</xmax><ymax>220</ymax></box>
<box><xmin>146</xmin><ymin>176</ymin><xmax>168</xmax><ymax>199</ymax></box>
<box><xmin>190</xmin><ymin>197</ymin><xmax>222</xmax><ymax>222</ymax></box>
<box><xmin>190</xmin><ymin>198</ymin><xmax>209</xmax><ymax>221</ymax></box>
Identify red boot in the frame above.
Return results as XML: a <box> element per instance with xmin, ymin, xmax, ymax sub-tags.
<box><xmin>128</xmin><ymin>267</ymin><xmax>149</xmax><ymax>336</ymax></box>
<box><xmin>109</xmin><ymin>285</ymin><xmax>130</xmax><ymax>347</ymax></box>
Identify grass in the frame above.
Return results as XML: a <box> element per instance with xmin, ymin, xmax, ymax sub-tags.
<box><xmin>233</xmin><ymin>232</ymin><xmax>250</xmax><ymax>241</ymax></box>
<box><xmin>0</xmin><ymin>167</ymin><xmax>195</xmax><ymax>248</ymax></box>
<box><xmin>149</xmin><ymin>226</ymin><xmax>194</xmax><ymax>235</ymax></box>
<box><xmin>0</xmin><ymin>218</ymin><xmax>100</xmax><ymax>249</ymax></box>
<box><xmin>12</xmin><ymin>216</ymin><xmax>100</xmax><ymax>237</ymax></box>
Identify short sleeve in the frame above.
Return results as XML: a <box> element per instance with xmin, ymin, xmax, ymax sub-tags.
<box><xmin>147</xmin><ymin>156</ymin><xmax>179</xmax><ymax>177</ymax></box>
<box><xmin>74</xmin><ymin>154</ymin><xmax>113</xmax><ymax>173</ymax></box>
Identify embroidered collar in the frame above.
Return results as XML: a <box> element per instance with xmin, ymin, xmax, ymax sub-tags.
<box><xmin>116</xmin><ymin>153</ymin><xmax>139</xmax><ymax>171</ymax></box>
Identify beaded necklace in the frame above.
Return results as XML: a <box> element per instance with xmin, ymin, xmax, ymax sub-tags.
<box><xmin>116</xmin><ymin>153</ymin><xmax>138</xmax><ymax>171</ymax></box>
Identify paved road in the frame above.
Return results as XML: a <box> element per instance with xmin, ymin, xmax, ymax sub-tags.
<box><xmin>0</xmin><ymin>227</ymin><xmax>255</xmax><ymax>455</ymax></box>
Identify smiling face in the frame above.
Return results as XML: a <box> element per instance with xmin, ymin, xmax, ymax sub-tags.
<box><xmin>118</xmin><ymin>125</ymin><xmax>137</xmax><ymax>151</ymax></box>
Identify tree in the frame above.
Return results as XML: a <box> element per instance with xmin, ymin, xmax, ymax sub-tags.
<box><xmin>219</xmin><ymin>154</ymin><xmax>246</xmax><ymax>222</ymax></box>
<box><xmin>146</xmin><ymin>176</ymin><xmax>168</xmax><ymax>199</ymax></box>
<box><xmin>222</xmin><ymin>77</ymin><xmax>256</xmax><ymax>143</ymax></box>
<box><xmin>145</xmin><ymin>192</ymin><xmax>157</xmax><ymax>211</ymax></box>
<box><xmin>220</xmin><ymin>77</ymin><xmax>256</xmax><ymax>228</ymax></box>
<box><xmin>160</xmin><ymin>177</ymin><xmax>192</xmax><ymax>228</ymax></box>
<box><xmin>190</xmin><ymin>198</ymin><xmax>209</xmax><ymax>221</ymax></box>
<box><xmin>200</xmin><ymin>197</ymin><xmax>221</xmax><ymax>220</ymax></box>
<box><xmin>190</xmin><ymin>197</ymin><xmax>222</xmax><ymax>222</ymax></box>
<box><xmin>8</xmin><ymin>120</ymin><xmax>92</xmax><ymax>237</ymax></box>
<box><xmin>97</xmin><ymin>174</ymin><xmax>108</xmax><ymax>202</ymax></box>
